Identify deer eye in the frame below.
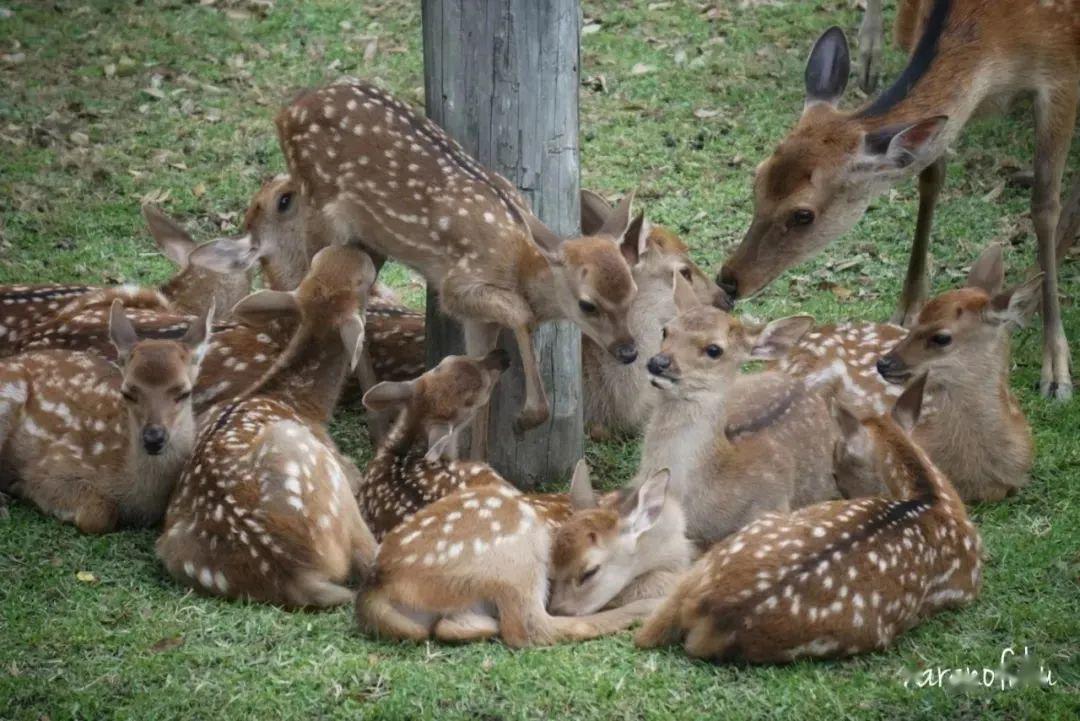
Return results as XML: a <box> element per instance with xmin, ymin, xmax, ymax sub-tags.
<box><xmin>661</xmin><ymin>327</ymin><xmax>668</xmax><ymax>340</ymax></box>
<box><xmin>579</xmin><ymin>566</ymin><xmax>599</xmax><ymax>585</ymax></box>
<box><xmin>277</xmin><ymin>192</ymin><xmax>293</xmax><ymax>213</ymax></box>
<box><xmin>679</xmin><ymin>267</ymin><xmax>693</xmax><ymax>280</ymax></box>
<box><xmin>120</xmin><ymin>389</ymin><xmax>137</xmax><ymax>403</ymax></box>
<box><xmin>929</xmin><ymin>332</ymin><xmax>952</xmax><ymax>348</ymax></box>
<box><xmin>175</xmin><ymin>390</ymin><xmax>192</xmax><ymax>403</ymax></box>
<box><xmin>704</xmin><ymin>344</ymin><xmax>723</xmax><ymax>358</ymax></box>
<box><xmin>790</xmin><ymin>208</ymin><xmax>815</xmax><ymax>227</ymax></box>
<box><xmin>578</xmin><ymin>300</ymin><xmax>598</xmax><ymax>315</ymax></box>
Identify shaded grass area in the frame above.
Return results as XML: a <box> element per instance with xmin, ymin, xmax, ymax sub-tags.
<box><xmin>1</xmin><ymin>1</ymin><xmax>1078</xmax><ymax>719</ymax></box>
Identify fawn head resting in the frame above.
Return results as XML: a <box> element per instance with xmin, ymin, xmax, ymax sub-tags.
<box><xmin>548</xmin><ymin>465</ymin><xmax>677</xmax><ymax>615</ymax></box>
<box><xmin>363</xmin><ymin>349</ymin><xmax>511</xmax><ymax>458</ymax></box>
<box><xmin>646</xmin><ymin>274</ymin><xmax>813</xmax><ymax>400</ymax></box>
<box><xmin>109</xmin><ymin>299</ymin><xmax>212</xmax><ymax>455</ymax></box>
<box><xmin>717</xmin><ymin>27</ymin><xmax>947</xmax><ymax>303</ymax></box>
<box><xmin>875</xmin><ymin>246</ymin><xmax>1043</xmax><ymax>385</ymax></box>
<box><xmin>832</xmin><ymin>372</ymin><xmax>928</xmax><ymax>499</ymax></box>
<box><xmin>188</xmin><ymin>175</ymin><xmax>313</xmax><ymax>291</ymax></box>
<box><xmin>529</xmin><ymin>193</ymin><xmax>644</xmax><ymax>364</ymax></box>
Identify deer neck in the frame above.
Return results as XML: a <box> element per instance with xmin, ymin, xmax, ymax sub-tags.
<box><xmin>378</xmin><ymin>405</ymin><xmax>426</xmax><ymax>459</ymax></box>
<box><xmin>641</xmin><ymin>389</ymin><xmax>731</xmax><ymax>500</ymax></box>
<box><xmin>519</xmin><ymin>246</ymin><xmax>562</xmax><ymax>322</ymax></box>
<box><xmin>253</xmin><ymin>333</ymin><xmax>352</xmax><ymax>424</ymax></box>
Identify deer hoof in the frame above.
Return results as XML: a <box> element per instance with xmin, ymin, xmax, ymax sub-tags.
<box><xmin>1040</xmin><ymin>379</ymin><xmax>1073</xmax><ymax>401</ymax></box>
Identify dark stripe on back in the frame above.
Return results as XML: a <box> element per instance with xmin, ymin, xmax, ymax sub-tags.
<box><xmin>725</xmin><ymin>386</ymin><xmax>800</xmax><ymax>442</ymax></box>
<box><xmin>856</xmin><ymin>0</ymin><xmax>952</xmax><ymax>119</ymax></box>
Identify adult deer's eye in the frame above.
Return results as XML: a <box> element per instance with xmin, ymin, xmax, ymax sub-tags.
<box><xmin>929</xmin><ymin>332</ymin><xmax>952</xmax><ymax>348</ymax></box>
<box><xmin>790</xmin><ymin>208</ymin><xmax>815</xmax><ymax>226</ymax></box>
<box><xmin>680</xmin><ymin>267</ymin><xmax>693</xmax><ymax>280</ymax></box>
<box><xmin>579</xmin><ymin>567</ymin><xmax>599</xmax><ymax>585</ymax></box>
<box><xmin>277</xmin><ymin>192</ymin><xmax>293</xmax><ymax>213</ymax></box>
<box><xmin>579</xmin><ymin>300</ymin><xmax>597</xmax><ymax>315</ymax></box>
<box><xmin>705</xmin><ymin>344</ymin><xmax>723</xmax><ymax>358</ymax></box>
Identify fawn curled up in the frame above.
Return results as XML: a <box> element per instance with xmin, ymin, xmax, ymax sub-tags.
<box><xmin>0</xmin><ymin>300</ymin><xmax>211</xmax><ymax>533</ymax></box>
<box><xmin>157</xmin><ymin>246</ymin><xmax>378</xmax><ymax>608</ymax></box>
<box><xmin>636</xmin><ymin>374</ymin><xmax>982</xmax><ymax>662</ymax></box>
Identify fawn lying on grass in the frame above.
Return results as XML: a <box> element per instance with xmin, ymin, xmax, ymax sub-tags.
<box><xmin>638</xmin><ymin>274</ymin><xmax>839</xmax><ymax>548</ymax></box>
<box><xmin>781</xmin><ymin>245</ymin><xmax>1039</xmax><ymax>502</ymax></box>
<box><xmin>636</xmin><ymin>374</ymin><xmax>982</xmax><ymax>662</ymax></box>
<box><xmin>157</xmin><ymin>246</ymin><xmax>378</xmax><ymax>607</ymax></box>
<box><xmin>0</xmin><ymin>300</ymin><xmax>211</xmax><ymax>532</ymax></box>
<box><xmin>579</xmin><ymin>190</ymin><xmax>720</xmax><ymax>438</ymax></box>
<box><xmin>356</xmin><ymin>462</ymin><xmax>691</xmax><ymax>646</ymax></box>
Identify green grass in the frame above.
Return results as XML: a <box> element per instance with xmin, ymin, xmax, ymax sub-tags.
<box><xmin>1</xmin><ymin>1</ymin><xmax>1078</xmax><ymax>719</ymax></box>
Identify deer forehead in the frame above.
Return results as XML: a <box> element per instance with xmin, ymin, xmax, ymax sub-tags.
<box><xmin>645</xmin><ymin>225</ymin><xmax>689</xmax><ymax>256</ymax></box>
<box><xmin>759</xmin><ymin>122</ymin><xmax>859</xmax><ymax>203</ymax></box>
<box><xmin>915</xmin><ymin>288</ymin><xmax>990</xmax><ymax>326</ymax></box>
<box><xmin>670</xmin><ymin>307</ymin><xmax>739</xmax><ymax>338</ymax></box>
<box><xmin>125</xmin><ymin>343</ymin><xmax>192</xmax><ymax>385</ymax></box>
<box><xmin>419</xmin><ymin>364</ymin><xmax>488</xmax><ymax>412</ymax></box>
<box><xmin>562</xmin><ymin>240</ymin><xmax>636</xmax><ymax>304</ymax></box>
<box><xmin>551</xmin><ymin>510</ymin><xmax>619</xmax><ymax>568</ymax></box>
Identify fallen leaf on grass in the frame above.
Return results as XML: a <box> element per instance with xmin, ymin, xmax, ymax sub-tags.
<box><xmin>140</xmin><ymin>188</ymin><xmax>172</xmax><ymax>205</ymax></box>
<box><xmin>149</xmin><ymin>636</ymin><xmax>184</xmax><ymax>653</ymax></box>
<box><xmin>68</xmin><ymin>131</ymin><xmax>89</xmax><ymax>146</ymax></box>
<box><xmin>982</xmin><ymin>181</ymin><xmax>1005</xmax><ymax>203</ymax></box>
<box><xmin>582</xmin><ymin>22</ymin><xmax>601</xmax><ymax>35</ymax></box>
<box><xmin>1</xmin><ymin>52</ymin><xmax>25</xmax><ymax>64</ymax></box>
<box><xmin>363</xmin><ymin>38</ymin><xmax>378</xmax><ymax>64</ymax></box>
<box><xmin>693</xmin><ymin>108</ymin><xmax>720</xmax><ymax>119</ymax></box>
<box><xmin>192</xmin><ymin>182</ymin><xmax>206</xmax><ymax>198</ymax></box>
<box><xmin>76</xmin><ymin>571</ymin><xmax>97</xmax><ymax>583</ymax></box>
<box><xmin>631</xmin><ymin>63</ymin><xmax>655</xmax><ymax>76</ymax></box>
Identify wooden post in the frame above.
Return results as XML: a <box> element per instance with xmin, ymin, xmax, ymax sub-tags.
<box><xmin>421</xmin><ymin>0</ymin><xmax>583</xmax><ymax>488</ymax></box>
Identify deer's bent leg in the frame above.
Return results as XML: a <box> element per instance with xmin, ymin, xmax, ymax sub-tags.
<box><xmin>462</xmin><ymin>320</ymin><xmax>500</xmax><ymax>459</ymax></box>
<box><xmin>1032</xmin><ymin>84</ymin><xmax>1077</xmax><ymax>400</ymax></box>
<box><xmin>891</xmin><ymin>156</ymin><xmax>946</xmax><ymax>327</ymax></box>
<box><xmin>857</xmin><ymin>0</ymin><xmax>884</xmax><ymax>93</ymax></box>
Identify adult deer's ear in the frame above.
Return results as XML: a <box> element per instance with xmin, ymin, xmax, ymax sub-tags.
<box><xmin>108</xmin><ymin>299</ymin><xmax>139</xmax><ymax>364</ymax></box>
<box><xmin>966</xmin><ymin>244</ymin><xmax>1005</xmax><ymax>295</ymax></box>
<box><xmin>853</xmin><ymin>116</ymin><xmax>948</xmax><ymax>174</ymax></box>
<box><xmin>232</xmin><ymin>289</ymin><xmax>300</xmax><ymax>327</ymax></box>
<box><xmin>569</xmin><ymin>459</ymin><xmax>598</xmax><ymax>510</ymax></box>
<box><xmin>804</xmin><ymin>26</ymin><xmax>850</xmax><ymax>109</ymax></box>
<box><xmin>143</xmin><ymin>205</ymin><xmax>196</xmax><ymax>269</ymax></box>
<box><xmin>987</xmin><ymin>274</ymin><xmax>1043</xmax><ymax>327</ymax></box>
<box><xmin>892</xmin><ymin>372</ymin><xmax>928</xmax><ymax>433</ymax></box>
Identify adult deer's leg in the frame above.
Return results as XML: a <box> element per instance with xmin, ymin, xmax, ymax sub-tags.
<box><xmin>857</xmin><ymin>0</ymin><xmax>884</xmax><ymax>93</ymax></box>
<box><xmin>1055</xmin><ymin>177</ymin><xmax>1080</xmax><ymax>261</ymax></box>
<box><xmin>1032</xmin><ymin>85</ymin><xmax>1076</xmax><ymax>400</ymax></box>
<box><xmin>892</xmin><ymin>157</ymin><xmax>946</xmax><ymax>326</ymax></box>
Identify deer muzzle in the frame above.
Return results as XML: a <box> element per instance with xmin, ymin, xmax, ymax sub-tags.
<box><xmin>142</xmin><ymin>424</ymin><xmax>168</xmax><ymax>455</ymax></box>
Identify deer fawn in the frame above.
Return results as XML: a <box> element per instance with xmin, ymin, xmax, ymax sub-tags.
<box><xmin>251</xmin><ymin>79</ymin><xmax>642</xmax><ymax>435</ymax></box>
<box><xmin>0</xmin><ymin>300</ymin><xmax>211</xmax><ymax>533</ymax></box>
<box><xmin>157</xmin><ymin>245</ymin><xmax>378</xmax><ymax>607</ymax></box>
<box><xmin>639</xmin><ymin>274</ymin><xmax>839</xmax><ymax>548</ymax></box>
<box><xmin>356</xmin><ymin>462</ymin><xmax>681</xmax><ymax>646</ymax></box>
<box><xmin>365</xmin><ymin>293</ymin><xmax>426</xmax><ymax>383</ymax></box>
<box><xmin>0</xmin><ymin>205</ymin><xmax>248</xmax><ymax>355</ymax></box>
<box><xmin>784</xmin><ymin>245</ymin><xmax>1040</xmax><ymax>502</ymax></box>
<box><xmin>578</xmin><ymin>190</ymin><xmax>720</xmax><ymax>438</ymax></box>
<box><xmin>717</xmin><ymin>0</ymin><xmax>1079</xmax><ymax>400</ymax></box>
<box><xmin>357</xmin><ymin>350</ymin><xmax>512</xmax><ymax>540</ymax></box>
<box><xmin>636</xmin><ymin>374</ymin><xmax>983</xmax><ymax>662</ymax></box>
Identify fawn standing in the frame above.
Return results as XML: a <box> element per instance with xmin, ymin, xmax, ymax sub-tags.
<box><xmin>717</xmin><ymin>0</ymin><xmax>1079</xmax><ymax>399</ymax></box>
<box><xmin>636</xmin><ymin>374</ymin><xmax>983</xmax><ymax>662</ymax></box>
<box><xmin>579</xmin><ymin>190</ymin><xmax>720</xmax><ymax>438</ymax></box>
<box><xmin>356</xmin><ymin>462</ymin><xmax>683</xmax><ymax>646</ymax></box>
<box><xmin>784</xmin><ymin>245</ymin><xmax>1039</xmax><ymax>502</ymax></box>
<box><xmin>259</xmin><ymin>79</ymin><xmax>642</xmax><ymax>434</ymax></box>
<box><xmin>0</xmin><ymin>300</ymin><xmax>211</xmax><ymax>532</ymax></box>
<box><xmin>157</xmin><ymin>246</ymin><xmax>377</xmax><ymax>607</ymax></box>
<box><xmin>639</xmin><ymin>274</ymin><xmax>839</xmax><ymax>548</ymax></box>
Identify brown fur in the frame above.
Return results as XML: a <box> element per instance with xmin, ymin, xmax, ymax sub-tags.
<box><xmin>636</xmin><ymin>378</ymin><xmax>982</xmax><ymax>663</ymax></box>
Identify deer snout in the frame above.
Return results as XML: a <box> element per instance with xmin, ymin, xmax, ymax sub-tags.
<box><xmin>647</xmin><ymin>353</ymin><xmax>672</xmax><ymax>376</ymax></box>
<box><xmin>876</xmin><ymin>354</ymin><xmax>909</xmax><ymax>384</ymax></box>
<box><xmin>142</xmin><ymin>425</ymin><xmax>168</xmax><ymax>455</ymax></box>
<box><xmin>611</xmin><ymin>341</ymin><xmax>638</xmax><ymax>365</ymax></box>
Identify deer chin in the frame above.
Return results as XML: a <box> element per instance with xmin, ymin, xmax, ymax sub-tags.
<box><xmin>649</xmin><ymin>373</ymin><xmax>678</xmax><ymax>391</ymax></box>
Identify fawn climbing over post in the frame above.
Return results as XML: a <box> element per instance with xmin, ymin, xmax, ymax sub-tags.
<box><xmin>252</xmin><ymin>79</ymin><xmax>642</xmax><ymax>434</ymax></box>
<box><xmin>0</xmin><ymin>299</ymin><xmax>211</xmax><ymax>533</ymax></box>
<box><xmin>157</xmin><ymin>245</ymin><xmax>378</xmax><ymax>607</ymax></box>
<box><xmin>636</xmin><ymin>374</ymin><xmax>983</xmax><ymax>662</ymax></box>
<box><xmin>717</xmin><ymin>0</ymin><xmax>1079</xmax><ymax>399</ymax></box>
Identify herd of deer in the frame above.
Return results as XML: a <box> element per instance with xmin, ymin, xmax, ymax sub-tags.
<box><xmin>2</xmin><ymin>0</ymin><xmax>1077</xmax><ymax>665</ymax></box>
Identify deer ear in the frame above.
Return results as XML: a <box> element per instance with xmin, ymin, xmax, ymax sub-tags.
<box><xmin>966</xmin><ymin>244</ymin><xmax>1005</xmax><ymax>294</ymax></box>
<box><xmin>987</xmin><ymin>274</ymin><xmax>1043</xmax><ymax>327</ymax></box>
<box><xmin>892</xmin><ymin>372</ymin><xmax>928</xmax><ymax>433</ymax></box>
<box><xmin>424</xmin><ymin>424</ymin><xmax>454</xmax><ymax>462</ymax></box>
<box><xmin>181</xmin><ymin>301</ymin><xmax>214</xmax><ymax>372</ymax></box>
<box><xmin>188</xmin><ymin>234</ymin><xmax>263</xmax><ymax>274</ymax></box>
<box><xmin>143</xmin><ymin>205</ymin><xmax>196</xmax><ymax>269</ymax></box>
<box><xmin>108</xmin><ymin>299</ymin><xmax>139</xmax><ymax>364</ymax></box>
<box><xmin>362</xmin><ymin>380</ymin><xmax>415</xmax><ymax>412</ymax></box>
<box><xmin>523</xmin><ymin>213</ymin><xmax>565</xmax><ymax>266</ymax></box>
<box><xmin>620</xmin><ymin>211</ymin><xmax>651</xmax><ymax>267</ymax></box>
<box><xmin>569</xmin><ymin>459</ymin><xmax>598</xmax><ymax>510</ymax></box>
<box><xmin>672</xmin><ymin>270</ymin><xmax>702</xmax><ymax>313</ymax></box>
<box><xmin>597</xmin><ymin>190</ymin><xmax>634</xmax><ymax>239</ymax></box>
<box><xmin>338</xmin><ymin>314</ymin><xmax>366</xmax><ymax>373</ymax></box>
<box><xmin>748</xmin><ymin>315</ymin><xmax>814</xmax><ymax>360</ymax></box>
<box><xmin>854</xmin><ymin>116</ymin><xmax>948</xmax><ymax>174</ymax></box>
<box><xmin>804</xmin><ymin>26</ymin><xmax>850</xmax><ymax>108</ymax></box>
<box><xmin>832</xmin><ymin>400</ymin><xmax>864</xmax><ymax>440</ymax></box>
<box><xmin>621</xmin><ymin>468</ymin><xmax>670</xmax><ymax>540</ymax></box>
<box><xmin>232</xmin><ymin>289</ymin><xmax>300</xmax><ymax>327</ymax></box>
<box><xmin>580</xmin><ymin>189</ymin><xmax>613</xmax><ymax>236</ymax></box>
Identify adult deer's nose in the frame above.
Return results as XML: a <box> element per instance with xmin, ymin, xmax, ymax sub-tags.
<box><xmin>716</xmin><ymin>266</ymin><xmax>739</xmax><ymax>301</ymax></box>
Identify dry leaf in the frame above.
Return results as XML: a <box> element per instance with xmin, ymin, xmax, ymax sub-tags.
<box><xmin>192</xmin><ymin>182</ymin><xmax>206</xmax><ymax>198</ymax></box>
<box><xmin>830</xmin><ymin>285</ymin><xmax>853</xmax><ymax>300</ymax></box>
<box><xmin>149</xmin><ymin>636</ymin><xmax>184</xmax><ymax>653</ymax></box>
<box><xmin>1</xmin><ymin>52</ymin><xmax>25</xmax><ymax>64</ymax></box>
<box><xmin>982</xmin><ymin>181</ymin><xmax>1005</xmax><ymax>203</ymax></box>
<box><xmin>673</xmin><ymin>48</ymin><xmax>687</xmax><ymax>65</ymax></box>
<box><xmin>582</xmin><ymin>22</ymin><xmax>601</xmax><ymax>35</ymax></box>
<box><xmin>75</xmin><ymin>571</ymin><xmax>97</xmax><ymax>583</ymax></box>
<box><xmin>103</xmin><ymin>63</ymin><xmax>116</xmax><ymax>78</ymax></box>
<box><xmin>481</xmin><ymin>657</ymin><xmax>495</xmax><ymax>671</ymax></box>
<box><xmin>693</xmin><ymin>108</ymin><xmax>720</xmax><ymax>119</ymax></box>
<box><xmin>142</xmin><ymin>87</ymin><xmax>166</xmax><ymax>100</ymax></box>
<box><xmin>339</xmin><ymin>20</ymin><xmax>353</xmax><ymax>31</ymax></box>
<box><xmin>363</xmin><ymin>38</ymin><xmax>378</xmax><ymax>64</ymax></box>
<box><xmin>648</xmin><ymin>2</ymin><xmax>673</xmax><ymax>9</ymax></box>
<box><xmin>631</xmin><ymin>63</ymin><xmax>655</xmax><ymax>76</ymax></box>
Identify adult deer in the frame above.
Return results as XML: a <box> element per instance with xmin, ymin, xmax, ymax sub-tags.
<box><xmin>717</xmin><ymin>0</ymin><xmax>1079</xmax><ymax>400</ymax></box>
<box><xmin>262</xmin><ymin>80</ymin><xmax>642</xmax><ymax>435</ymax></box>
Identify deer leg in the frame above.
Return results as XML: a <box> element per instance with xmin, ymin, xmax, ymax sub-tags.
<box><xmin>1055</xmin><ymin>177</ymin><xmax>1080</xmax><ymax>261</ymax></box>
<box><xmin>891</xmin><ymin>157</ymin><xmax>946</xmax><ymax>327</ymax></box>
<box><xmin>74</xmin><ymin>490</ymin><xmax>118</xmax><ymax>534</ymax></box>
<box><xmin>510</xmin><ymin>324</ymin><xmax>550</xmax><ymax>434</ymax></box>
<box><xmin>1032</xmin><ymin>86</ymin><xmax>1076</xmax><ymax>400</ymax></box>
<box><xmin>463</xmin><ymin>321</ymin><xmax>500</xmax><ymax>460</ymax></box>
<box><xmin>541</xmin><ymin>597</ymin><xmax>662</xmax><ymax>644</ymax></box>
<box><xmin>857</xmin><ymin>0</ymin><xmax>884</xmax><ymax>93</ymax></box>
<box><xmin>433</xmin><ymin>609</ymin><xmax>500</xmax><ymax>642</ymax></box>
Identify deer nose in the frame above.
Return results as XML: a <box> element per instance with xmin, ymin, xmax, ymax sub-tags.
<box><xmin>647</xmin><ymin>354</ymin><xmax>671</xmax><ymax>375</ymax></box>
<box><xmin>717</xmin><ymin>266</ymin><xmax>739</xmax><ymax>301</ymax></box>
<box><xmin>876</xmin><ymin>356</ymin><xmax>900</xmax><ymax>378</ymax></box>
<box><xmin>613</xmin><ymin>342</ymin><xmax>638</xmax><ymax>365</ymax></box>
<box><xmin>142</xmin><ymin>425</ymin><xmax>168</xmax><ymax>455</ymax></box>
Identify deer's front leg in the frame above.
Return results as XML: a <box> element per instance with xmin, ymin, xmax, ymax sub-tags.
<box><xmin>510</xmin><ymin>323</ymin><xmax>550</xmax><ymax>433</ymax></box>
<box><xmin>891</xmin><ymin>157</ymin><xmax>946</xmax><ymax>327</ymax></box>
<box><xmin>74</xmin><ymin>490</ymin><xmax>118</xmax><ymax>534</ymax></box>
<box><xmin>857</xmin><ymin>0</ymin><xmax>884</xmax><ymax>93</ymax></box>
